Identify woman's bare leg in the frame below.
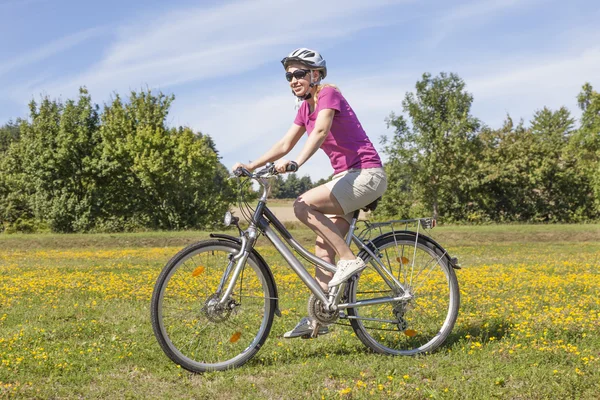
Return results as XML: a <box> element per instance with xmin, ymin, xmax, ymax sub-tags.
<box><xmin>293</xmin><ymin>185</ymin><xmax>355</xmax><ymax>261</ymax></box>
<box><xmin>314</xmin><ymin>217</ymin><xmax>350</xmax><ymax>291</ymax></box>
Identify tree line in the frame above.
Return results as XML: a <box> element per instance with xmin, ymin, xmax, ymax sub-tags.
<box><xmin>379</xmin><ymin>73</ymin><xmax>600</xmax><ymax>223</ymax></box>
<box><xmin>269</xmin><ymin>173</ymin><xmax>328</xmax><ymax>199</ymax></box>
<box><xmin>0</xmin><ymin>88</ymin><xmax>234</xmax><ymax>233</ymax></box>
<box><xmin>1</xmin><ymin>74</ymin><xmax>599</xmax><ymax>233</ymax></box>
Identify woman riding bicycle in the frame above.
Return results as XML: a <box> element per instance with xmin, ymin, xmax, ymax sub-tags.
<box><xmin>232</xmin><ymin>48</ymin><xmax>387</xmax><ymax>338</ymax></box>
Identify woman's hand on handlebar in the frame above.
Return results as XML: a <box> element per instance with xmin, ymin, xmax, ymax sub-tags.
<box><xmin>231</xmin><ymin>162</ymin><xmax>254</xmax><ymax>173</ymax></box>
<box><xmin>274</xmin><ymin>159</ymin><xmax>298</xmax><ymax>174</ymax></box>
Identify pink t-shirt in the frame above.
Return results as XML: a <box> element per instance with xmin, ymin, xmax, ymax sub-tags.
<box><xmin>293</xmin><ymin>86</ymin><xmax>383</xmax><ymax>175</ymax></box>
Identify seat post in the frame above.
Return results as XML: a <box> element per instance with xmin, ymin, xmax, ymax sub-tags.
<box><xmin>345</xmin><ymin>197</ymin><xmax>381</xmax><ymax>246</ymax></box>
<box><xmin>345</xmin><ymin>210</ymin><xmax>361</xmax><ymax>246</ymax></box>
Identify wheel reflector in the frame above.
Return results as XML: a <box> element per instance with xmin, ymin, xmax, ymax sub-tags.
<box><xmin>230</xmin><ymin>332</ymin><xmax>242</xmax><ymax>343</ymax></box>
<box><xmin>192</xmin><ymin>266</ymin><xmax>205</xmax><ymax>277</ymax></box>
<box><xmin>404</xmin><ymin>329</ymin><xmax>417</xmax><ymax>337</ymax></box>
<box><xmin>396</xmin><ymin>257</ymin><xmax>410</xmax><ymax>264</ymax></box>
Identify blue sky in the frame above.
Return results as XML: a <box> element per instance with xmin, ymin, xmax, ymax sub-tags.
<box><xmin>1</xmin><ymin>0</ymin><xmax>599</xmax><ymax>180</ymax></box>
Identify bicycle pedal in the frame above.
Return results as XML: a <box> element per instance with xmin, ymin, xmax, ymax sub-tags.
<box><xmin>299</xmin><ymin>325</ymin><xmax>322</xmax><ymax>339</ymax></box>
<box><xmin>311</xmin><ymin>323</ymin><xmax>322</xmax><ymax>338</ymax></box>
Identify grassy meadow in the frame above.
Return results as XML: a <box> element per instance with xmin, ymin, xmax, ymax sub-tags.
<box><xmin>1</xmin><ymin>224</ymin><xmax>599</xmax><ymax>399</ymax></box>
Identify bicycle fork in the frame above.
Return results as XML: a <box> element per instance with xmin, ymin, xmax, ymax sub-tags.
<box><xmin>216</xmin><ymin>229</ymin><xmax>256</xmax><ymax>307</ymax></box>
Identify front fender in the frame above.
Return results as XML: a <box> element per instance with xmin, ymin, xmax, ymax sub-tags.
<box><xmin>209</xmin><ymin>233</ymin><xmax>282</xmax><ymax>316</ymax></box>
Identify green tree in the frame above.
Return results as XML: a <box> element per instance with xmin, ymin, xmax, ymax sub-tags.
<box><xmin>269</xmin><ymin>175</ymin><xmax>285</xmax><ymax>198</ymax></box>
<box><xmin>282</xmin><ymin>173</ymin><xmax>301</xmax><ymax>198</ymax></box>
<box><xmin>274</xmin><ymin>173</ymin><xmax>313</xmax><ymax>198</ymax></box>
<box><xmin>571</xmin><ymin>83</ymin><xmax>600</xmax><ymax>214</ymax></box>
<box><xmin>381</xmin><ymin>72</ymin><xmax>481</xmax><ymax>220</ymax></box>
<box><xmin>0</xmin><ymin>88</ymin><xmax>235</xmax><ymax>232</ymax></box>
<box><xmin>0</xmin><ymin>118</ymin><xmax>33</xmax><ymax>231</ymax></box>
<box><xmin>299</xmin><ymin>175</ymin><xmax>313</xmax><ymax>194</ymax></box>
<box><xmin>528</xmin><ymin>107</ymin><xmax>593</xmax><ymax>221</ymax></box>
<box><xmin>0</xmin><ymin>89</ymin><xmax>101</xmax><ymax>232</ymax></box>
<box><xmin>475</xmin><ymin>109</ymin><xmax>591</xmax><ymax>222</ymax></box>
<box><xmin>474</xmin><ymin>117</ymin><xmax>535</xmax><ymax>221</ymax></box>
<box><xmin>379</xmin><ymin>116</ymin><xmax>419</xmax><ymax>219</ymax></box>
<box><xmin>0</xmin><ymin>120</ymin><xmax>20</xmax><ymax>153</ymax></box>
<box><xmin>96</xmin><ymin>90</ymin><xmax>234</xmax><ymax>230</ymax></box>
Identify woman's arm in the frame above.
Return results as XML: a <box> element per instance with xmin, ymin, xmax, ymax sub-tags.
<box><xmin>293</xmin><ymin>108</ymin><xmax>335</xmax><ymax>168</ymax></box>
<box><xmin>233</xmin><ymin>123</ymin><xmax>305</xmax><ymax>171</ymax></box>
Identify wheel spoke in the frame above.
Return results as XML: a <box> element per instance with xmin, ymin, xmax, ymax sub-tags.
<box><xmin>410</xmin><ymin>253</ymin><xmax>447</xmax><ymax>294</ymax></box>
<box><xmin>161</xmin><ymin>307</ymin><xmax>198</xmax><ymax>320</ymax></box>
<box><xmin>151</xmin><ymin>241</ymin><xmax>274</xmax><ymax>372</ymax></box>
<box><xmin>348</xmin><ymin>236</ymin><xmax>459</xmax><ymax>355</ymax></box>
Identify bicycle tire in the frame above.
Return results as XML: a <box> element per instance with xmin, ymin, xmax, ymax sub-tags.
<box><xmin>347</xmin><ymin>233</ymin><xmax>459</xmax><ymax>355</ymax></box>
<box><xmin>151</xmin><ymin>239</ymin><xmax>276</xmax><ymax>372</ymax></box>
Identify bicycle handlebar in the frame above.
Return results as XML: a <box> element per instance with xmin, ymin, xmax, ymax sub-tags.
<box><xmin>286</xmin><ymin>161</ymin><xmax>299</xmax><ymax>172</ymax></box>
<box><xmin>233</xmin><ymin>161</ymin><xmax>298</xmax><ymax>178</ymax></box>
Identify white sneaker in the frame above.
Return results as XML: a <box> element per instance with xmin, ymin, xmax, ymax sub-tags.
<box><xmin>283</xmin><ymin>317</ymin><xmax>329</xmax><ymax>339</ymax></box>
<box><xmin>328</xmin><ymin>257</ymin><xmax>366</xmax><ymax>287</ymax></box>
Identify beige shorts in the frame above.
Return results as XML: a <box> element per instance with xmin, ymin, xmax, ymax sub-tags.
<box><xmin>324</xmin><ymin>167</ymin><xmax>388</xmax><ymax>223</ymax></box>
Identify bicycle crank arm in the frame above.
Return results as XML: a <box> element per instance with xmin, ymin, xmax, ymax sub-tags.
<box><xmin>336</xmin><ymin>294</ymin><xmax>412</xmax><ymax>310</ymax></box>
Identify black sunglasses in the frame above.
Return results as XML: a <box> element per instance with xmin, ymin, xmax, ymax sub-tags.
<box><xmin>285</xmin><ymin>69</ymin><xmax>311</xmax><ymax>82</ymax></box>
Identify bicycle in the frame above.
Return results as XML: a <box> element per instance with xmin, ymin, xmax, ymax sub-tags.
<box><xmin>150</xmin><ymin>163</ymin><xmax>461</xmax><ymax>372</ymax></box>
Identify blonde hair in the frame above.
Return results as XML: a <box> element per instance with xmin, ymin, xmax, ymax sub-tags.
<box><xmin>313</xmin><ymin>83</ymin><xmax>340</xmax><ymax>109</ymax></box>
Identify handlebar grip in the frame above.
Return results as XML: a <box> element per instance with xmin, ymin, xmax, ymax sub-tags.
<box><xmin>234</xmin><ymin>167</ymin><xmax>251</xmax><ymax>177</ymax></box>
<box><xmin>286</xmin><ymin>161</ymin><xmax>299</xmax><ymax>172</ymax></box>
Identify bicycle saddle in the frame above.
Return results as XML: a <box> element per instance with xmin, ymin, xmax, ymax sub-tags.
<box><xmin>362</xmin><ymin>197</ymin><xmax>381</xmax><ymax>212</ymax></box>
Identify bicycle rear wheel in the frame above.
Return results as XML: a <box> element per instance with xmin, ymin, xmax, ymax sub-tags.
<box><xmin>347</xmin><ymin>234</ymin><xmax>459</xmax><ymax>355</ymax></box>
<box><xmin>151</xmin><ymin>240</ymin><xmax>276</xmax><ymax>372</ymax></box>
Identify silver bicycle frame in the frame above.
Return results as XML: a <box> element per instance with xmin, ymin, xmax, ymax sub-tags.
<box><xmin>218</xmin><ymin>171</ymin><xmax>409</xmax><ymax>311</ymax></box>
<box><xmin>260</xmin><ymin>221</ymin><xmax>411</xmax><ymax>310</ymax></box>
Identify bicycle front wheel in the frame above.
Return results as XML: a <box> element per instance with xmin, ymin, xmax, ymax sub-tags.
<box><xmin>348</xmin><ymin>234</ymin><xmax>459</xmax><ymax>355</ymax></box>
<box><xmin>151</xmin><ymin>240</ymin><xmax>276</xmax><ymax>372</ymax></box>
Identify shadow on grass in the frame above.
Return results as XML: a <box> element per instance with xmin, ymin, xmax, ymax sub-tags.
<box><xmin>245</xmin><ymin>319</ymin><xmax>513</xmax><ymax>368</ymax></box>
<box><xmin>444</xmin><ymin>318</ymin><xmax>513</xmax><ymax>348</ymax></box>
<box><xmin>245</xmin><ymin>335</ymin><xmax>371</xmax><ymax>368</ymax></box>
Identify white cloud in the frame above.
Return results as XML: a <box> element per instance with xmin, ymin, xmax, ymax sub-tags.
<box><xmin>442</xmin><ymin>0</ymin><xmax>526</xmax><ymax>23</ymax></box>
<box><xmin>104</xmin><ymin>0</ymin><xmax>403</xmax><ymax>66</ymax></box>
<box><xmin>467</xmin><ymin>47</ymin><xmax>600</xmax><ymax>126</ymax></box>
<box><xmin>2</xmin><ymin>0</ymin><xmax>413</xmax><ymax>181</ymax></box>
<box><xmin>11</xmin><ymin>0</ymin><xmax>409</xmax><ymax>102</ymax></box>
<box><xmin>426</xmin><ymin>0</ymin><xmax>541</xmax><ymax>48</ymax></box>
<box><xmin>468</xmin><ymin>49</ymin><xmax>600</xmax><ymax>96</ymax></box>
<box><xmin>4</xmin><ymin>0</ymin><xmax>598</xmax><ymax>183</ymax></box>
<box><xmin>0</xmin><ymin>27</ymin><xmax>103</xmax><ymax>78</ymax></box>
<box><xmin>0</xmin><ymin>0</ymin><xmax>47</xmax><ymax>9</ymax></box>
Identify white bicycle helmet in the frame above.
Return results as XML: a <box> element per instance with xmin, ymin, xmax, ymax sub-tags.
<box><xmin>281</xmin><ymin>48</ymin><xmax>327</xmax><ymax>79</ymax></box>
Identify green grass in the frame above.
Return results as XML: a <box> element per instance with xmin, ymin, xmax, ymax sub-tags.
<box><xmin>1</xmin><ymin>224</ymin><xmax>599</xmax><ymax>399</ymax></box>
